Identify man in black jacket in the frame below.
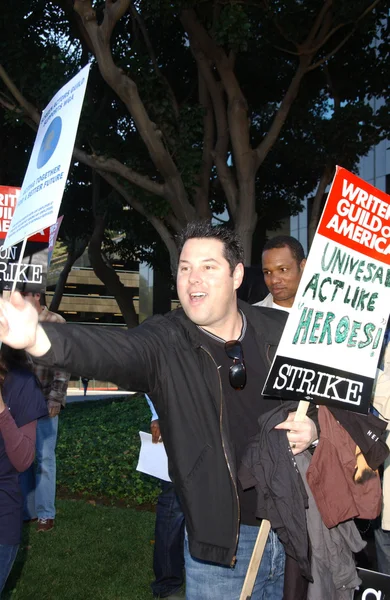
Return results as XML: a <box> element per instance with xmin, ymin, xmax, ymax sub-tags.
<box><xmin>0</xmin><ymin>222</ymin><xmax>317</xmax><ymax>600</ymax></box>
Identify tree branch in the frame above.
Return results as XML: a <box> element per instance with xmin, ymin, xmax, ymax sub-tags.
<box><xmin>303</xmin><ymin>0</ymin><xmax>332</xmax><ymax>48</ymax></box>
<box><xmin>0</xmin><ymin>63</ymin><xmax>170</xmax><ymax>200</ymax></box>
<box><xmin>186</xmin><ymin>31</ymin><xmax>238</xmax><ymax>216</ymax></box>
<box><xmin>305</xmin><ymin>0</ymin><xmax>380</xmax><ymax>67</ymax></box>
<box><xmin>0</xmin><ymin>62</ymin><xmax>187</xmax><ymax>264</ymax></box>
<box><xmin>255</xmin><ymin>54</ymin><xmax>311</xmax><ymax>168</ymax></box>
<box><xmin>194</xmin><ymin>71</ymin><xmax>214</xmax><ymax>220</ymax></box>
<box><xmin>181</xmin><ymin>9</ymin><xmax>250</xmax><ymax>217</ymax></box>
<box><xmin>0</xmin><ymin>64</ymin><xmax>40</xmax><ymax>123</ymax></box>
<box><xmin>53</xmin><ymin>0</ymin><xmax>96</xmax><ymax>56</ymax></box>
<box><xmin>49</xmin><ymin>237</ymin><xmax>89</xmax><ymax>312</ymax></box>
<box><xmin>74</xmin><ymin>0</ymin><xmax>195</xmax><ymax>225</ymax></box>
<box><xmin>75</xmin><ymin>148</ymin><xmax>166</xmax><ymax>197</ymax></box>
<box><xmin>130</xmin><ymin>1</ymin><xmax>179</xmax><ymax>119</ymax></box>
<box><xmin>97</xmin><ymin>170</ymin><xmax>178</xmax><ymax>272</ymax></box>
<box><xmin>100</xmin><ymin>0</ymin><xmax>131</xmax><ymax>44</ymax></box>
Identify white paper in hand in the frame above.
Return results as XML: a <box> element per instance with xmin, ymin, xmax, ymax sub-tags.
<box><xmin>136</xmin><ymin>431</ymin><xmax>171</xmax><ymax>482</ymax></box>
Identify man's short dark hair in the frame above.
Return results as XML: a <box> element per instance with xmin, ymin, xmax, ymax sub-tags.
<box><xmin>176</xmin><ymin>221</ymin><xmax>244</xmax><ymax>275</ymax></box>
<box><xmin>263</xmin><ymin>235</ymin><xmax>305</xmax><ymax>265</ymax></box>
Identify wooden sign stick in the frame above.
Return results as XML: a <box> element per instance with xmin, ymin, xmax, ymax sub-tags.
<box><xmin>10</xmin><ymin>236</ymin><xmax>28</xmax><ymax>294</ymax></box>
<box><xmin>239</xmin><ymin>400</ymin><xmax>310</xmax><ymax>600</ymax></box>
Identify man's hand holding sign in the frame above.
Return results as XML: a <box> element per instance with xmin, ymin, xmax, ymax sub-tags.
<box><xmin>275</xmin><ymin>409</ymin><xmax>318</xmax><ymax>455</ymax></box>
<box><xmin>241</xmin><ymin>167</ymin><xmax>390</xmax><ymax>600</ymax></box>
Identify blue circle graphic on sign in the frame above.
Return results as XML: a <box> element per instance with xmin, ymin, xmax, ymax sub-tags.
<box><xmin>37</xmin><ymin>116</ymin><xmax>62</xmax><ymax>169</ymax></box>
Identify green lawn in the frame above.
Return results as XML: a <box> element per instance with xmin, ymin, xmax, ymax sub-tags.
<box><xmin>55</xmin><ymin>396</ymin><xmax>160</xmax><ymax>507</ymax></box>
<box><xmin>4</xmin><ymin>500</ymin><xmax>155</xmax><ymax>600</ymax></box>
<box><xmin>4</xmin><ymin>396</ymin><xmax>160</xmax><ymax>599</ymax></box>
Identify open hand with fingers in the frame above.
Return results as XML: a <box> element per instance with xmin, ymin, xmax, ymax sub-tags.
<box><xmin>274</xmin><ymin>411</ymin><xmax>318</xmax><ymax>455</ymax></box>
<box><xmin>0</xmin><ymin>292</ymin><xmax>49</xmax><ymax>355</ymax></box>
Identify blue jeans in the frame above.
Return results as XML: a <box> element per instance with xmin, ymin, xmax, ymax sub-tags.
<box><xmin>152</xmin><ymin>481</ymin><xmax>185</xmax><ymax>597</ymax></box>
<box><xmin>0</xmin><ymin>543</ymin><xmax>19</xmax><ymax>595</ymax></box>
<box><xmin>20</xmin><ymin>415</ymin><xmax>59</xmax><ymax>520</ymax></box>
<box><xmin>184</xmin><ymin>525</ymin><xmax>285</xmax><ymax>600</ymax></box>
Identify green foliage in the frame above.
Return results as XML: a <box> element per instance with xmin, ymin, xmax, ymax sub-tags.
<box><xmin>214</xmin><ymin>4</ymin><xmax>252</xmax><ymax>52</ymax></box>
<box><xmin>3</xmin><ymin>499</ymin><xmax>155</xmax><ymax>599</ymax></box>
<box><xmin>56</xmin><ymin>397</ymin><xmax>160</xmax><ymax>506</ymax></box>
<box><xmin>1</xmin><ymin>0</ymin><xmax>389</xmax><ymax>265</ymax></box>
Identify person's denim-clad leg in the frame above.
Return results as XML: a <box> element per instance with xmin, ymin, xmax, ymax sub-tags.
<box><xmin>20</xmin><ymin>415</ymin><xmax>59</xmax><ymax>520</ymax></box>
<box><xmin>0</xmin><ymin>543</ymin><xmax>19</xmax><ymax>595</ymax></box>
<box><xmin>184</xmin><ymin>525</ymin><xmax>285</xmax><ymax>600</ymax></box>
<box><xmin>35</xmin><ymin>415</ymin><xmax>59</xmax><ymax>519</ymax></box>
<box><xmin>152</xmin><ymin>481</ymin><xmax>185</xmax><ymax>597</ymax></box>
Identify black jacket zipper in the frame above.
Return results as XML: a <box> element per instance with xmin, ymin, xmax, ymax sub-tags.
<box><xmin>200</xmin><ymin>345</ymin><xmax>239</xmax><ymax>567</ymax></box>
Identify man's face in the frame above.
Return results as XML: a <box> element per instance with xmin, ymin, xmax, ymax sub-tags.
<box><xmin>177</xmin><ymin>238</ymin><xmax>243</xmax><ymax>331</ymax></box>
<box><xmin>23</xmin><ymin>292</ymin><xmax>41</xmax><ymax>312</ymax></box>
<box><xmin>262</xmin><ymin>246</ymin><xmax>306</xmax><ymax>308</ymax></box>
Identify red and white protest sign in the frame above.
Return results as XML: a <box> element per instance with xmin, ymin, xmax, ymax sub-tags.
<box><xmin>0</xmin><ymin>186</ymin><xmax>51</xmax><ymax>293</ymax></box>
<box><xmin>0</xmin><ymin>186</ymin><xmax>19</xmax><ymax>238</ymax></box>
<box><xmin>263</xmin><ymin>166</ymin><xmax>390</xmax><ymax>414</ymax></box>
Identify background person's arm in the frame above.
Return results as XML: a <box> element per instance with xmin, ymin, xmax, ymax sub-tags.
<box><xmin>0</xmin><ymin>391</ymin><xmax>37</xmax><ymax>472</ymax></box>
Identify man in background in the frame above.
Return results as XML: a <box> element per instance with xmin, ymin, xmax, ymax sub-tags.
<box><xmin>20</xmin><ymin>293</ymin><xmax>69</xmax><ymax>532</ymax></box>
<box><xmin>254</xmin><ymin>235</ymin><xmax>306</xmax><ymax>311</ymax></box>
<box><xmin>146</xmin><ymin>395</ymin><xmax>185</xmax><ymax>599</ymax></box>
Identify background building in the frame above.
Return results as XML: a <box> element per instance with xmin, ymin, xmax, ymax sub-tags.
<box><xmin>290</xmin><ymin>132</ymin><xmax>390</xmax><ymax>253</ymax></box>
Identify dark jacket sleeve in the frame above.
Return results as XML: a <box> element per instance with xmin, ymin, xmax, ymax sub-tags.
<box><xmin>33</xmin><ymin>320</ymin><xmax>165</xmax><ymax>393</ymax></box>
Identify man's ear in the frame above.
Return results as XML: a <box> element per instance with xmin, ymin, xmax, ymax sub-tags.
<box><xmin>300</xmin><ymin>258</ymin><xmax>307</xmax><ymax>272</ymax></box>
<box><xmin>233</xmin><ymin>263</ymin><xmax>244</xmax><ymax>290</ymax></box>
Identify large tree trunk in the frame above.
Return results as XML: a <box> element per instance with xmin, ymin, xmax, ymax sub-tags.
<box><xmin>49</xmin><ymin>237</ymin><xmax>89</xmax><ymax>312</ymax></box>
<box><xmin>236</xmin><ymin>176</ymin><xmax>257</xmax><ymax>265</ymax></box>
<box><xmin>88</xmin><ymin>214</ymin><xmax>139</xmax><ymax>328</ymax></box>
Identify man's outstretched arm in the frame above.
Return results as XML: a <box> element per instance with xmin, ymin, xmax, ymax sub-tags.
<box><xmin>0</xmin><ymin>292</ymin><xmax>162</xmax><ymax>394</ymax></box>
<box><xmin>0</xmin><ymin>292</ymin><xmax>50</xmax><ymax>355</ymax></box>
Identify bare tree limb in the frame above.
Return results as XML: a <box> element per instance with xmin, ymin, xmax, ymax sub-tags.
<box><xmin>0</xmin><ymin>62</ymin><xmax>185</xmax><ymax>264</ymax></box>
<box><xmin>199</xmin><ymin>66</ymin><xmax>238</xmax><ymax>216</ymax></box>
<box><xmin>100</xmin><ymin>0</ymin><xmax>131</xmax><ymax>45</ymax></box>
<box><xmin>303</xmin><ymin>0</ymin><xmax>332</xmax><ymax>48</ymax></box>
<box><xmin>164</xmin><ymin>213</ymin><xmax>183</xmax><ymax>235</ymax></box>
<box><xmin>0</xmin><ymin>63</ymin><xmax>172</xmax><ymax>199</ymax></box>
<box><xmin>194</xmin><ymin>71</ymin><xmax>214</xmax><ymax>219</ymax></box>
<box><xmin>53</xmin><ymin>0</ymin><xmax>96</xmax><ymax>55</ymax></box>
<box><xmin>0</xmin><ymin>64</ymin><xmax>40</xmax><ymax>122</ymax></box>
<box><xmin>74</xmin><ymin>0</ymin><xmax>195</xmax><ymax>225</ymax></box>
<box><xmin>97</xmin><ymin>170</ymin><xmax>178</xmax><ymax>272</ymax></box>
<box><xmin>181</xmin><ymin>10</ymin><xmax>251</xmax><ymax>212</ymax></box>
<box><xmin>180</xmin><ymin>7</ymin><xmax>258</xmax><ymax>257</ymax></box>
<box><xmin>0</xmin><ymin>95</ymin><xmax>22</xmax><ymax>112</ymax></box>
<box><xmin>255</xmin><ymin>55</ymin><xmax>312</xmax><ymax>168</ymax></box>
<box><xmin>185</xmin><ymin>33</ymin><xmax>238</xmax><ymax>216</ymax></box>
<box><xmin>74</xmin><ymin>148</ymin><xmax>166</xmax><ymax>197</ymax></box>
<box><xmin>89</xmin><ymin>170</ymin><xmax>139</xmax><ymax>328</ymax></box>
<box><xmin>49</xmin><ymin>236</ymin><xmax>89</xmax><ymax>312</ymax></box>
<box><xmin>256</xmin><ymin>0</ymin><xmax>380</xmax><ymax>166</ymax></box>
<box><xmin>130</xmin><ymin>1</ymin><xmax>179</xmax><ymax>119</ymax></box>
